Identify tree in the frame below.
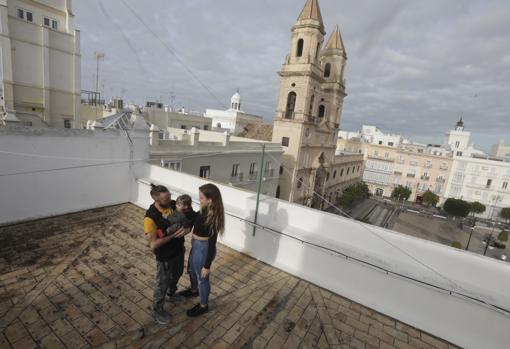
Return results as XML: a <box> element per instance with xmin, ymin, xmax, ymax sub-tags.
<box><xmin>391</xmin><ymin>185</ymin><xmax>412</xmax><ymax>202</ymax></box>
<box><xmin>443</xmin><ymin>198</ymin><xmax>471</xmax><ymax>218</ymax></box>
<box><xmin>469</xmin><ymin>201</ymin><xmax>486</xmax><ymax>216</ymax></box>
<box><xmin>338</xmin><ymin>182</ymin><xmax>370</xmax><ymax>209</ymax></box>
<box><xmin>500</xmin><ymin>207</ymin><xmax>510</xmax><ymax>222</ymax></box>
<box><xmin>498</xmin><ymin>230</ymin><xmax>508</xmax><ymax>242</ymax></box>
<box><xmin>450</xmin><ymin>241</ymin><xmax>463</xmax><ymax>249</ymax></box>
<box><xmin>422</xmin><ymin>190</ymin><xmax>439</xmax><ymax>207</ymax></box>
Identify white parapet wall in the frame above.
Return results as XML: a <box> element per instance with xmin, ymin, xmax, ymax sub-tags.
<box><xmin>0</xmin><ymin>126</ymin><xmax>149</xmax><ymax>225</ymax></box>
<box><xmin>133</xmin><ymin>164</ymin><xmax>510</xmax><ymax>349</ymax></box>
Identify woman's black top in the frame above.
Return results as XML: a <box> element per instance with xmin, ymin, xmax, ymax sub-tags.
<box><xmin>193</xmin><ymin>209</ymin><xmax>218</xmax><ymax>269</ymax></box>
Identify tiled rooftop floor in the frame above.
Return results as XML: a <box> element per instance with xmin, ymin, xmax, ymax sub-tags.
<box><xmin>0</xmin><ymin>204</ymin><xmax>459</xmax><ymax>349</ymax></box>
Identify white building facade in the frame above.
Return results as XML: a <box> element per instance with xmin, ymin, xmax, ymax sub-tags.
<box><xmin>149</xmin><ymin>126</ymin><xmax>283</xmax><ymax>197</ymax></box>
<box><xmin>444</xmin><ymin>155</ymin><xmax>510</xmax><ymax>220</ymax></box>
<box><xmin>204</xmin><ymin>91</ymin><xmax>264</xmax><ymax>134</ymax></box>
<box><xmin>0</xmin><ymin>0</ymin><xmax>80</xmax><ymax>128</ymax></box>
<box><xmin>143</xmin><ymin>103</ymin><xmax>212</xmax><ymax>131</ymax></box>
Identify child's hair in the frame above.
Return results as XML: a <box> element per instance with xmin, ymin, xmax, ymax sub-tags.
<box><xmin>176</xmin><ymin>194</ymin><xmax>192</xmax><ymax>207</ymax></box>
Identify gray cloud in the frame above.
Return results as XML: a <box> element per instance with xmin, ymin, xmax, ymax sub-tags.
<box><xmin>74</xmin><ymin>0</ymin><xmax>510</xmax><ymax>151</ymax></box>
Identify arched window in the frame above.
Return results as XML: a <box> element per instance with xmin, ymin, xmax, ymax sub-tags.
<box><xmin>285</xmin><ymin>92</ymin><xmax>296</xmax><ymax>119</ymax></box>
<box><xmin>217</xmin><ymin>122</ymin><xmax>222</xmax><ymax>128</ymax></box>
<box><xmin>333</xmin><ymin>170</ymin><xmax>337</xmax><ymax>179</ymax></box>
<box><xmin>296</xmin><ymin>39</ymin><xmax>304</xmax><ymax>57</ymax></box>
<box><xmin>316</xmin><ymin>42</ymin><xmax>321</xmax><ymax>59</ymax></box>
<box><xmin>318</xmin><ymin>105</ymin><xmax>326</xmax><ymax>119</ymax></box>
<box><xmin>324</xmin><ymin>63</ymin><xmax>331</xmax><ymax>78</ymax></box>
<box><xmin>308</xmin><ymin>95</ymin><xmax>315</xmax><ymax>116</ymax></box>
<box><xmin>276</xmin><ymin>185</ymin><xmax>280</xmax><ymax>198</ymax></box>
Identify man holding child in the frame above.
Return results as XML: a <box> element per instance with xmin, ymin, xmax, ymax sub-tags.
<box><xmin>144</xmin><ymin>184</ymin><xmax>194</xmax><ymax>324</ymax></box>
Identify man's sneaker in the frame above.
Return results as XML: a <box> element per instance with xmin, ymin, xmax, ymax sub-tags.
<box><xmin>153</xmin><ymin>309</ymin><xmax>171</xmax><ymax>325</ymax></box>
<box><xmin>166</xmin><ymin>292</ymin><xmax>185</xmax><ymax>303</ymax></box>
<box><xmin>178</xmin><ymin>288</ymin><xmax>199</xmax><ymax>298</ymax></box>
<box><xmin>187</xmin><ymin>303</ymin><xmax>208</xmax><ymax>317</ymax></box>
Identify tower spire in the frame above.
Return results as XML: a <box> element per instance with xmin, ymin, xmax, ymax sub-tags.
<box><xmin>296</xmin><ymin>0</ymin><xmax>324</xmax><ymax>33</ymax></box>
<box><xmin>325</xmin><ymin>25</ymin><xmax>345</xmax><ymax>51</ymax></box>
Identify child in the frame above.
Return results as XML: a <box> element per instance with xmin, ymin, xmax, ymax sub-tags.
<box><xmin>163</xmin><ymin>195</ymin><xmax>196</xmax><ymax>238</ymax></box>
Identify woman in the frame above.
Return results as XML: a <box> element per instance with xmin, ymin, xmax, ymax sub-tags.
<box><xmin>185</xmin><ymin>183</ymin><xmax>225</xmax><ymax>317</ymax></box>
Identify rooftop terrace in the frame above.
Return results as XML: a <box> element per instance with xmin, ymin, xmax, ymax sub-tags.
<box><xmin>0</xmin><ymin>204</ymin><xmax>457</xmax><ymax>349</ymax></box>
<box><xmin>1</xmin><ymin>125</ymin><xmax>510</xmax><ymax>348</ymax></box>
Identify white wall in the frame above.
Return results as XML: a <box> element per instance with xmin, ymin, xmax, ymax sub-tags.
<box><xmin>133</xmin><ymin>164</ymin><xmax>510</xmax><ymax>349</ymax></box>
<box><xmin>0</xmin><ymin>126</ymin><xmax>149</xmax><ymax>224</ymax></box>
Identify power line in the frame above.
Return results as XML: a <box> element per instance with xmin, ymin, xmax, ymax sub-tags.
<box><xmin>117</xmin><ymin>0</ymin><xmax>227</xmax><ymax>109</ymax></box>
<box><xmin>262</xmin><ymin>150</ymin><xmax>461</xmax><ymax>291</ymax></box>
<box><xmin>0</xmin><ymin>159</ymin><xmax>146</xmax><ymax>177</ymax></box>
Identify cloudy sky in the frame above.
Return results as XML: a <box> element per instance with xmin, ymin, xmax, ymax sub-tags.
<box><xmin>74</xmin><ymin>0</ymin><xmax>509</xmax><ymax>151</ymax></box>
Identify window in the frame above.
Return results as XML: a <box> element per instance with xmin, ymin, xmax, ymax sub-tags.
<box><xmin>357</xmin><ymin>166</ymin><xmax>360</xmax><ymax>172</ymax></box>
<box><xmin>318</xmin><ymin>105</ymin><xmax>326</xmax><ymax>119</ymax></box>
<box><xmin>231</xmin><ymin>164</ymin><xmax>240</xmax><ymax>177</ymax></box>
<box><xmin>17</xmin><ymin>8</ymin><xmax>24</xmax><ymax>19</ymax></box>
<box><xmin>340</xmin><ymin>169</ymin><xmax>344</xmax><ymax>176</ymax></box>
<box><xmin>64</xmin><ymin>119</ymin><xmax>72</xmax><ymax>129</ymax></box>
<box><xmin>316</xmin><ymin>42</ymin><xmax>321</xmax><ymax>60</ymax></box>
<box><xmin>216</xmin><ymin>122</ymin><xmax>221</xmax><ymax>128</ymax></box>
<box><xmin>297</xmin><ymin>178</ymin><xmax>303</xmax><ymax>189</ymax></box>
<box><xmin>326</xmin><ymin>173</ymin><xmax>330</xmax><ymax>181</ymax></box>
<box><xmin>347</xmin><ymin>168</ymin><xmax>350</xmax><ymax>175</ymax></box>
<box><xmin>279</xmin><ymin>166</ymin><xmax>283</xmax><ymax>175</ymax></box>
<box><xmin>308</xmin><ymin>95</ymin><xmax>314</xmax><ymax>116</ymax></box>
<box><xmin>51</xmin><ymin>19</ymin><xmax>58</xmax><ymax>30</ymax></box>
<box><xmin>282</xmin><ymin>137</ymin><xmax>290</xmax><ymax>147</ymax></box>
<box><xmin>333</xmin><ymin>170</ymin><xmax>337</xmax><ymax>179</ymax></box>
<box><xmin>388</xmin><ymin>142</ymin><xmax>394</xmax><ymax>146</ymax></box>
<box><xmin>249</xmin><ymin>162</ymin><xmax>256</xmax><ymax>175</ymax></box>
<box><xmin>296</xmin><ymin>39</ymin><xmax>304</xmax><ymax>57</ymax></box>
<box><xmin>324</xmin><ymin>63</ymin><xmax>331</xmax><ymax>78</ymax></box>
<box><xmin>456</xmin><ymin>151</ymin><xmax>463</xmax><ymax>156</ymax></box>
<box><xmin>285</xmin><ymin>92</ymin><xmax>296</xmax><ymax>119</ymax></box>
<box><xmin>204</xmin><ymin>125</ymin><xmax>209</xmax><ymax>130</ymax></box>
<box><xmin>44</xmin><ymin>17</ymin><xmax>51</xmax><ymax>27</ymax></box>
<box><xmin>276</xmin><ymin>185</ymin><xmax>280</xmax><ymax>198</ymax></box>
<box><xmin>378</xmin><ymin>141</ymin><xmax>383</xmax><ymax>145</ymax></box>
<box><xmin>26</xmin><ymin>11</ymin><xmax>33</xmax><ymax>22</ymax></box>
<box><xmin>181</xmin><ymin>125</ymin><xmax>187</xmax><ymax>129</ymax></box>
<box><xmin>503</xmin><ymin>182</ymin><xmax>508</xmax><ymax>189</ymax></box>
<box><xmin>384</xmin><ymin>152</ymin><xmax>389</xmax><ymax>159</ymax></box>
<box><xmin>486</xmin><ymin>179</ymin><xmax>492</xmax><ymax>188</ymax></box>
<box><xmin>455</xmin><ymin>141</ymin><xmax>460</xmax><ymax>148</ymax></box>
<box><xmin>199</xmin><ymin>166</ymin><xmax>210</xmax><ymax>178</ymax></box>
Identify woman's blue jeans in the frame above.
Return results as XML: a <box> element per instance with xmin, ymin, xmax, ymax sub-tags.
<box><xmin>189</xmin><ymin>239</ymin><xmax>215</xmax><ymax>305</ymax></box>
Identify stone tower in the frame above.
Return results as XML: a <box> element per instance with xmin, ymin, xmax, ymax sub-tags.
<box><xmin>272</xmin><ymin>0</ymin><xmax>347</xmax><ymax>206</ymax></box>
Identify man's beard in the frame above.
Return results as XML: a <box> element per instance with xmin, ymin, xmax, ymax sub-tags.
<box><xmin>159</xmin><ymin>201</ymin><xmax>172</xmax><ymax>209</ymax></box>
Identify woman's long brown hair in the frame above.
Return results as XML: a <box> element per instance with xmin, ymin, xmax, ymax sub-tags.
<box><xmin>199</xmin><ymin>183</ymin><xmax>225</xmax><ymax>235</ymax></box>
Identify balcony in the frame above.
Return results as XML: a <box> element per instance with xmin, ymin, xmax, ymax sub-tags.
<box><xmin>421</xmin><ymin>176</ymin><xmax>430</xmax><ymax>181</ymax></box>
<box><xmin>439</xmin><ymin>166</ymin><xmax>449</xmax><ymax>171</ymax></box>
<box><xmin>436</xmin><ymin>178</ymin><xmax>446</xmax><ymax>183</ymax></box>
<box><xmin>264</xmin><ymin>168</ymin><xmax>275</xmax><ymax>178</ymax></box>
<box><xmin>406</xmin><ymin>173</ymin><xmax>416</xmax><ymax>178</ymax></box>
<box><xmin>249</xmin><ymin>171</ymin><xmax>258</xmax><ymax>181</ymax></box>
<box><xmin>1</xmin><ymin>126</ymin><xmax>509</xmax><ymax>348</ymax></box>
<box><xmin>230</xmin><ymin>172</ymin><xmax>244</xmax><ymax>183</ymax></box>
<box><xmin>394</xmin><ymin>171</ymin><xmax>403</xmax><ymax>176</ymax></box>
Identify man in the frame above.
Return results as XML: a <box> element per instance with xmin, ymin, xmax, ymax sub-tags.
<box><xmin>144</xmin><ymin>184</ymin><xmax>190</xmax><ymax>324</ymax></box>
